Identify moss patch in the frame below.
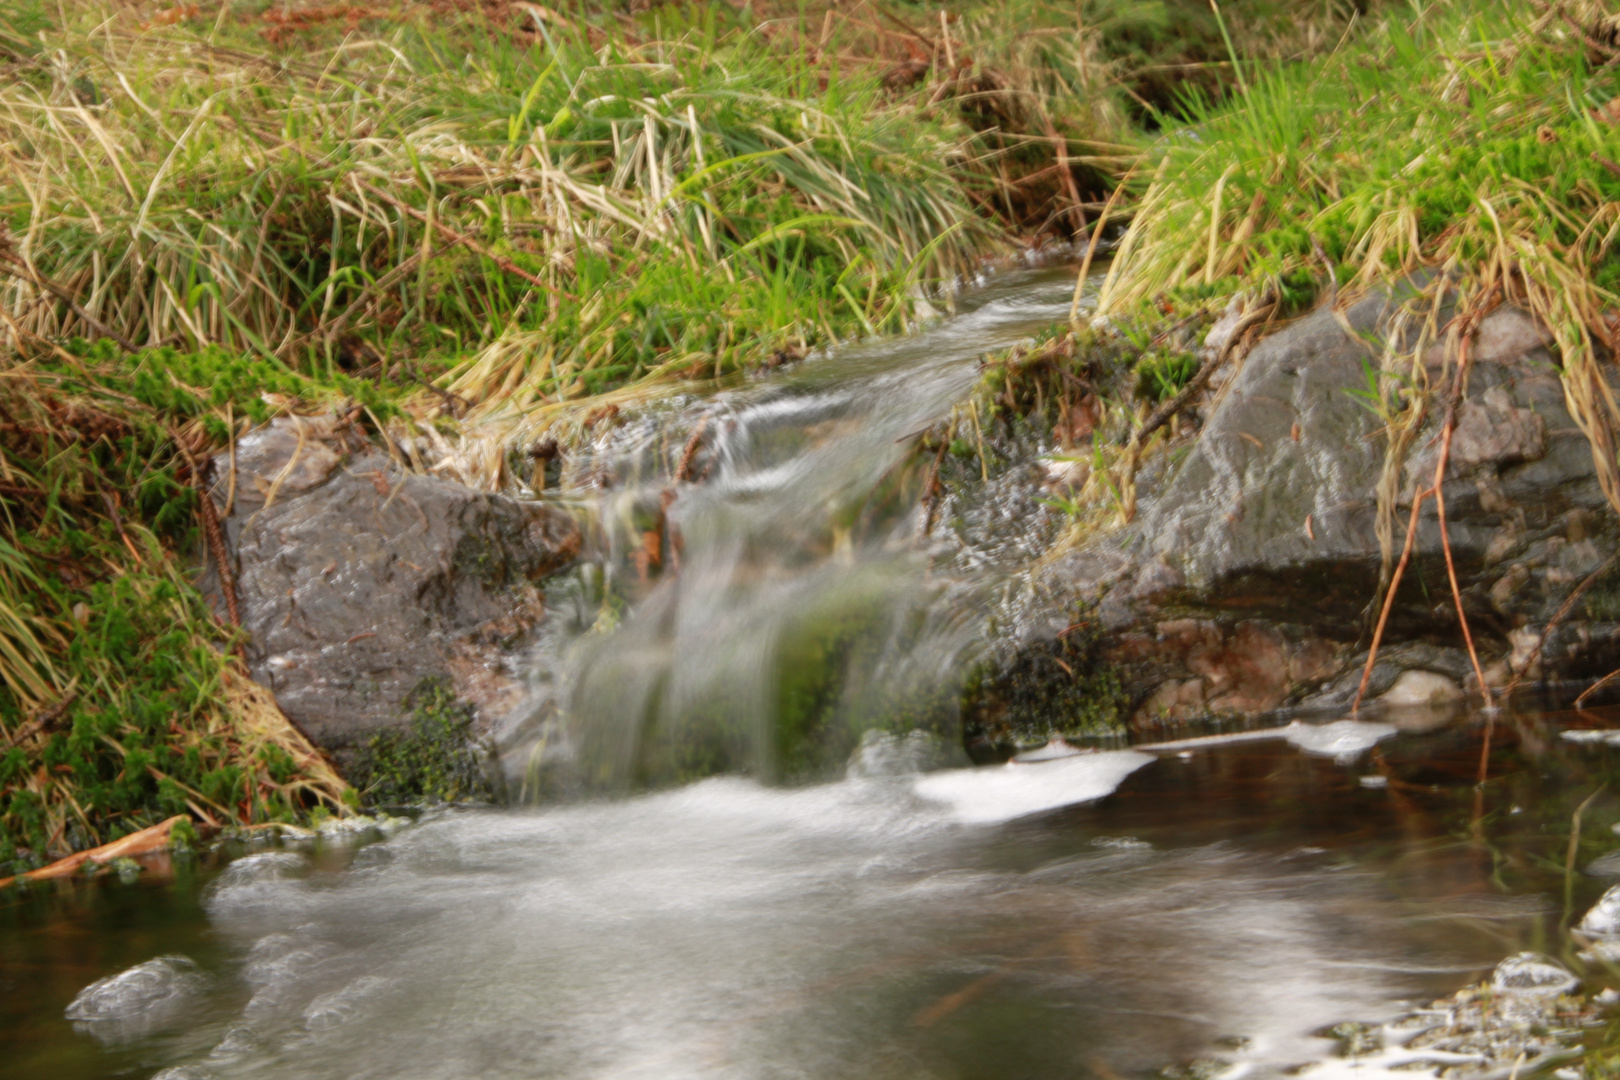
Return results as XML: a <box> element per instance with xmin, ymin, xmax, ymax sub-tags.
<box><xmin>349</xmin><ymin>680</ymin><xmax>491</xmax><ymax>806</ymax></box>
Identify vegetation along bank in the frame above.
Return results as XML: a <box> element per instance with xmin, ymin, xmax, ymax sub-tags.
<box><xmin>1</xmin><ymin>0</ymin><xmax>1610</xmax><ymax>865</ymax></box>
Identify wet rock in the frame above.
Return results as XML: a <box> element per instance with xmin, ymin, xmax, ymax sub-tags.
<box><xmin>1033</xmin><ymin>297</ymin><xmax>1620</xmax><ymax>723</ymax></box>
<box><xmin>1379</xmin><ymin>669</ymin><xmax>1463</xmax><ymax>708</ymax></box>
<box><xmin>66</xmin><ymin>956</ymin><xmax>211</xmax><ymax>1043</ymax></box>
<box><xmin>1577</xmin><ymin>884</ymin><xmax>1620</xmax><ymax>938</ymax></box>
<box><xmin>1490</xmin><ymin>952</ymin><xmax>1579</xmax><ymax>997</ymax></box>
<box><xmin>1584</xmin><ymin>850</ymin><xmax>1620</xmax><ymax>878</ymax></box>
<box><xmin>1319</xmin><ymin>963</ymin><xmax>1595</xmax><ymax>1079</ymax></box>
<box><xmin>207</xmin><ymin>415</ymin><xmax>580</xmax><ymax>757</ymax></box>
<box><xmin>1282</xmin><ymin>719</ymin><xmax>1395</xmax><ymax>760</ymax></box>
<box><xmin>846</xmin><ymin>730</ymin><xmax>968</xmax><ymax>777</ymax></box>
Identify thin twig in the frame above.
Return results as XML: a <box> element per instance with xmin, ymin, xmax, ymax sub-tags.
<box><xmin>1434</xmin><ymin>326</ymin><xmax>1492</xmax><ymax>705</ymax></box>
<box><xmin>1503</xmin><ymin>554</ymin><xmax>1618</xmax><ymax>697</ymax></box>
<box><xmin>1353</xmin><ymin>483</ymin><xmax>1432</xmax><ymax>711</ymax></box>
<box><xmin>1135</xmin><ymin>301</ymin><xmax>1274</xmax><ymax>445</ymax></box>
<box><xmin>1577</xmin><ymin>665</ymin><xmax>1620</xmax><ymax>708</ymax></box>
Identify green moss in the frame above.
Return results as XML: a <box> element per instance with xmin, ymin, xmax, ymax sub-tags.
<box><xmin>960</xmin><ymin>617</ymin><xmax>1128</xmax><ymax>747</ymax></box>
<box><xmin>348</xmin><ymin>680</ymin><xmax>490</xmax><ymax>806</ymax></box>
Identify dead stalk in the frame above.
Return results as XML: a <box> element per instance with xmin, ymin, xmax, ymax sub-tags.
<box><xmin>1353</xmin><ymin>483</ymin><xmax>1431</xmax><ymax>711</ymax></box>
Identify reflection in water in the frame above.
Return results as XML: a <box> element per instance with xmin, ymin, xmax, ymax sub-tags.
<box><xmin>116</xmin><ymin>763</ymin><xmax>1517</xmax><ymax>1079</ymax></box>
<box><xmin>10</xmin><ymin>712</ymin><xmax>1620</xmax><ymax>1080</ymax></box>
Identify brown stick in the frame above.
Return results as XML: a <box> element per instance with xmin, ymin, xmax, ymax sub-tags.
<box><xmin>1134</xmin><ymin>300</ymin><xmax>1276</xmax><ymax>445</ymax></box>
<box><xmin>1503</xmin><ymin>554</ymin><xmax>1618</xmax><ymax>697</ymax></box>
<box><xmin>280</xmin><ymin>251</ymin><xmax>424</xmax><ymax>359</ymax></box>
<box><xmin>865</xmin><ymin>0</ymin><xmax>939</xmax><ymax>51</ymax></box>
<box><xmin>0</xmin><ymin>815</ymin><xmax>186</xmax><ymax>889</ymax></box>
<box><xmin>1577</xmin><ymin>665</ymin><xmax>1620</xmax><ymax>708</ymax></box>
<box><xmin>0</xmin><ymin>251</ymin><xmax>138</xmax><ymax>353</ymax></box>
<box><xmin>674</xmin><ymin>416</ymin><xmax>710</xmax><ymax>483</ymax></box>
<box><xmin>1433</xmin><ymin>329</ymin><xmax>1493</xmax><ymax>705</ymax></box>
<box><xmin>1037</xmin><ymin>110</ymin><xmax>1087</xmax><ymax>238</ymax></box>
<box><xmin>1352</xmin><ymin>483</ymin><xmax>1432</xmax><ymax>711</ymax></box>
<box><xmin>1432</xmin><ymin>420</ymin><xmax>1491</xmax><ymax>703</ymax></box>
<box><xmin>5</xmin><ymin>689</ymin><xmax>78</xmax><ymax>748</ymax></box>
<box><xmin>172</xmin><ymin>435</ymin><xmax>240</xmax><ymax>630</ymax></box>
<box><xmin>359</xmin><ymin>182</ymin><xmax>576</xmax><ymax>301</ymax></box>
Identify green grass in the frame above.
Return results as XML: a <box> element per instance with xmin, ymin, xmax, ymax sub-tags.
<box><xmin>1051</xmin><ymin>0</ymin><xmax>1620</xmax><ymax>554</ymax></box>
<box><xmin>0</xmin><ymin>0</ymin><xmax>1426</xmax><ymax>852</ymax></box>
<box><xmin>0</xmin><ymin>342</ymin><xmax>375</xmax><ymax>866</ymax></box>
<box><xmin>1</xmin><ymin>2</ymin><xmax>993</xmax><ymax>439</ymax></box>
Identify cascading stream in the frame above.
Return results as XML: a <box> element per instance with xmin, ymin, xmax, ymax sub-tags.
<box><xmin>13</xmin><ymin>264</ymin><xmax>1602</xmax><ymax>1080</ymax></box>
<box><xmin>501</xmin><ymin>264</ymin><xmax>1092</xmax><ymax>793</ymax></box>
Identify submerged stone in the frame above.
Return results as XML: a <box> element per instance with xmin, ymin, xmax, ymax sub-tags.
<box><xmin>65</xmin><ymin>956</ymin><xmax>211</xmax><ymax>1043</ymax></box>
<box><xmin>1490</xmin><ymin>952</ymin><xmax>1579</xmax><ymax>997</ymax></box>
<box><xmin>1577</xmin><ymin>884</ymin><xmax>1620</xmax><ymax>938</ymax></box>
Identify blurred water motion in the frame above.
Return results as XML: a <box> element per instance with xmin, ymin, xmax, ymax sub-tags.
<box><xmin>503</xmin><ymin>266</ymin><xmax>1092</xmax><ymax>792</ymax></box>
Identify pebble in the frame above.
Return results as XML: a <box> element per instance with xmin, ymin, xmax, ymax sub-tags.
<box><xmin>1490</xmin><ymin>952</ymin><xmax>1579</xmax><ymax>997</ymax></box>
<box><xmin>65</xmin><ymin>956</ymin><xmax>209</xmax><ymax>1023</ymax></box>
<box><xmin>1577</xmin><ymin>884</ymin><xmax>1620</xmax><ymax>938</ymax></box>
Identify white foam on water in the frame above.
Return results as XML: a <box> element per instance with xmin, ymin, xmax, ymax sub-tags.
<box><xmin>912</xmin><ymin>750</ymin><xmax>1157</xmax><ymax>824</ymax></box>
<box><xmin>1285</xmin><ymin>720</ymin><xmax>1398</xmax><ymax>760</ymax></box>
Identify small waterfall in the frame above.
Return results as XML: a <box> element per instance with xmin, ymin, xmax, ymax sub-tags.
<box><xmin>497</xmin><ymin>264</ymin><xmax>1095</xmax><ymax>794</ymax></box>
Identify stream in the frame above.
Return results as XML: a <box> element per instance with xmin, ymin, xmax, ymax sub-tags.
<box><xmin>6</xmin><ymin>265</ymin><xmax>1620</xmax><ymax>1080</ymax></box>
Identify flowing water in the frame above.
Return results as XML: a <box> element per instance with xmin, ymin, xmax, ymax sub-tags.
<box><xmin>7</xmin><ymin>265</ymin><xmax>1620</xmax><ymax>1080</ymax></box>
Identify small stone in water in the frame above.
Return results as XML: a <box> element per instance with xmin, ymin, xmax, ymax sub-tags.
<box><xmin>1013</xmin><ymin>738</ymin><xmax>1087</xmax><ymax>763</ymax></box>
<box><xmin>1490</xmin><ymin>952</ymin><xmax>1579</xmax><ymax>997</ymax></box>
<box><xmin>1584</xmin><ymin>850</ymin><xmax>1620</xmax><ymax>879</ymax></box>
<box><xmin>65</xmin><ymin>956</ymin><xmax>211</xmax><ymax>1044</ymax></box>
<box><xmin>1359</xmin><ymin>775</ymin><xmax>1388</xmax><ymax>788</ymax></box>
<box><xmin>1317</xmin><ymin>1020</ymin><xmax>1382</xmax><ymax>1057</ymax></box>
<box><xmin>1578</xmin><ymin>884</ymin><xmax>1620</xmax><ymax>938</ymax></box>
<box><xmin>66</xmin><ymin>956</ymin><xmax>208</xmax><ymax>1022</ymax></box>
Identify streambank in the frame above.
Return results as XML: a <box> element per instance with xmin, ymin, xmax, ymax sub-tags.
<box><xmin>944</xmin><ymin>292</ymin><xmax>1620</xmax><ymax>740</ymax></box>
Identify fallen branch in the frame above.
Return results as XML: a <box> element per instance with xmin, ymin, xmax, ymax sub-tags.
<box><xmin>1135</xmin><ymin>300</ymin><xmax>1275</xmax><ymax>446</ymax></box>
<box><xmin>1115</xmin><ymin>299</ymin><xmax>1275</xmax><ymax>521</ymax></box>
<box><xmin>0</xmin><ymin>814</ymin><xmax>186</xmax><ymax>889</ymax></box>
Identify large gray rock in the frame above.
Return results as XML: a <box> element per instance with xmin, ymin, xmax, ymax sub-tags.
<box><xmin>1040</xmin><ymin>296</ymin><xmax>1620</xmax><ymax>723</ymax></box>
<box><xmin>207</xmin><ymin>416</ymin><xmax>579</xmax><ymax>754</ymax></box>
